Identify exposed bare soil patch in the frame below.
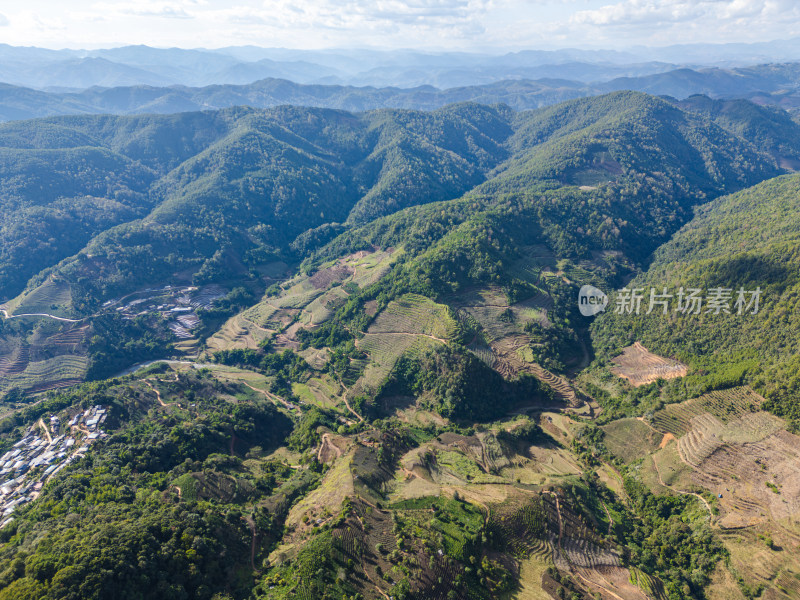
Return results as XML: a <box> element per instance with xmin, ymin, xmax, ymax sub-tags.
<box><xmin>610</xmin><ymin>342</ymin><xmax>688</xmax><ymax>386</ymax></box>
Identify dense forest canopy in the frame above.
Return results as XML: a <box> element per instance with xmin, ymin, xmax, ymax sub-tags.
<box><xmin>2</xmin><ymin>91</ymin><xmax>795</xmax><ymax>312</ymax></box>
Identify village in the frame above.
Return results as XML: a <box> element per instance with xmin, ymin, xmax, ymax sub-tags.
<box><xmin>102</xmin><ymin>283</ymin><xmax>227</xmax><ymax>340</ymax></box>
<box><xmin>0</xmin><ymin>404</ymin><xmax>109</xmax><ymax>529</ymax></box>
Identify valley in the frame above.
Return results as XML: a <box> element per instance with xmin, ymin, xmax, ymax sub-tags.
<box><xmin>0</xmin><ymin>87</ymin><xmax>799</xmax><ymax>600</ymax></box>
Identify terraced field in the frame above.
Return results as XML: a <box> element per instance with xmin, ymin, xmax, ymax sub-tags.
<box><xmin>465</xmin><ymin>337</ymin><xmax>494</xmax><ymax>366</ymax></box>
<box><xmin>594</xmin><ymin>380</ymin><xmax>800</xmax><ymax>599</ymax></box>
<box><xmin>491</xmin><ymin>334</ymin><xmax>581</xmax><ymax>406</ymax></box>
<box><xmin>367</xmin><ymin>294</ymin><xmax>457</xmax><ymax>340</ymax></box>
<box><xmin>206</xmin><ymin>250</ymin><xmax>399</xmax><ymax>356</ymax></box>
<box><xmin>348</xmin><ymin>248</ymin><xmax>398</xmax><ymax>288</ymax></box>
<box><xmin>442</xmin><ymin>285</ymin><xmax>585</xmax><ymax>408</ymax></box>
<box><xmin>447</xmin><ymin>286</ymin><xmax>550</xmax><ymax>343</ymax></box>
<box><xmin>676</xmin><ymin>413</ymin><xmax>727</xmax><ymax>467</ymax></box>
<box><xmin>488</xmin><ymin>493</ymin><xmax>550</xmax><ymax>558</ymax></box>
<box><xmin>292</xmin><ymin>376</ymin><xmax>343</xmax><ymax>410</ymax></box>
<box><xmin>356</xmin><ymin>294</ymin><xmax>457</xmax><ymax>391</ymax></box>
<box><xmin>542</xmin><ymin>492</ymin><xmax>654</xmax><ymax>600</ymax></box>
<box><xmin>0</xmin><ymin>354</ymin><xmax>89</xmax><ymax>395</ymax></box>
<box><xmin>0</xmin><ymin>342</ymin><xmax>30</xmax><ymax>376</ymax></box>
<box><xmin>188</xmin><ymin>285</ymin><xmax>226</xmax><ymax>310</ymax></box>
<box><xmin>536</xmin><ymin>446</ymin><xmax>585</xmax><ymax>479</ymax></box>
<box><xmin>610</xmin><ymin>342</ymin><xmax>688</xmax><ymax>386</ymax></box>
<box><xmin>720</xmin><ymin>527</ymin><xmax>800</xmax><ymax>599</ymax></box>
<box><xmin>4</xmin><ymin>277</ymin><xmax>74</xmax><ymax>318</ymax></box>
<box><xmin>206</xmin><ymin>312</ymin><xmax>271</xmax><ymax>351</ymax></box>
<box><xmin>639</xmin><ymin>387</ymin><xmax>800</xmax><ymax>533</ymax></box>
<box><xmin>358</xmin><ymin>333</ymin><xmax>441</xmax><ymax>391</ymax></box>
<box><xmin>239</xmin><ymin>302</ymin><xmax>280</xmax><ymax>327</ymax></box>
<box><xmin>652</xmin><ymin>387</ymin><xmax>764</xmax><ymax>436</ymax></box>
<box><xmin>648</xmin><ymin>440</ymin><xmax>693</xmax><ymax>490</ymax></box>
<box><xmin>705</xmin><ymin>564</ymin><xmax>748</xmax><ymax>600</ymax></box>
<box><xmin>0</xmin><ymin>319</ymin><xmax>90</xmax><ymax>395</ymax></box>
<box><xmin>688</xmin><ymin>427</ymin><xmax>800</xmax><ymax>527</ymax></box>
<box><xmin>41</xmin><ymin>324</ymin><xmax>89</xmax><ymax>348</ymax></box>
<box><xmin>299</xmin><ymin>287</ymin><xmax>349</xmax><ymax>326</ymax></box>
<box><xmin>601</xmin><ymin>418</ymin><xmax>663</xmax><ymax>462</ymax></box>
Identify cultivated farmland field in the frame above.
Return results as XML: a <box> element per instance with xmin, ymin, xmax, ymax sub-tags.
<box><xmin>4</xmin><ymin>277</ymin><xmax>74</xmax><ymax>318</ymax></box>
<box><xmin>610</xmin><ymin>342</ymin><xmax>688</xmax><ymax>386</ymax></box>
<box><xmin>356</xmin><ymin>294</ymin><xmax>457</xmax><ymax>390</ymax></box>
<box><xmin>0</xmin><ymin>354</ymin><xmax>89</xmax><ymax>395</ymax></box>
<box><xmin>651</xmin><ymin>387</ymin><xmax>765</xmax><ymax>436</ymax></box>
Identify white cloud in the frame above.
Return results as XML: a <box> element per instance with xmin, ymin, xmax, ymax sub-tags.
<box><xmin>202</xmin><ymin>0</ymin><xmax>493</xmax><ymax>46</ymax></box>
<box><xmin>90</xmin><ymin>0</ymin><xmax>203</xmax><ymax>20</ymax></box>
<box><xmin>0</xmin><ymin>0</ymin><xmax>798</xmax><ymax>51</ymax></box>
<box><xmin>226</xmin><ymin>0</ymin><xmax>492</xmax><ymax>29</ymax></box>
<box><xmin>573</xmin><ymin>0</ymin><xmax>705</xmax><ymax>26</ymax></box>
<box><xmin>572</xmin><ymin>0</ymin><xmax>796</xmax><ymax>27</ymax></box>
<box><xmin>0</xmin><ymin>13</ymin><xmax>8</xmax><ymax>26</ymax></box>
<box><xmin>563</xmin><ymin>0</ymin><xmax>800</xmax><ymax>46</ymax></box>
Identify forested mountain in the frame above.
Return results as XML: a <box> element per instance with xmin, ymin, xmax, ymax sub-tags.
<box><xmin>3</xmin><ymin>90</ymin><xmax>800</xmax><ymax>600</ymax></box>
<box><xmin>5</xmin><ymin>91</ymin><xmax>796</xmax><ymax>312</ymax></box>
<box><xmin>591</xmin><ymin>173</ymin><xmax>800</xmax><ymax>426</ymax></box>
<box><xmin>0</xmin><ymin>104</ymin><xmax>512</xmax><ymax>305</ymax></box>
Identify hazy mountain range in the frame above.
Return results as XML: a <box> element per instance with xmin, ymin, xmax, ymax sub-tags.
<box><xmin>2</xmin><ymin>62</ymin><xmax>800</xmax><ymax>122</ymax></box>
<box><xmin>4</xmin><ymin>38</ymin><xmax>800</xmax><ymax>92</ymax></box>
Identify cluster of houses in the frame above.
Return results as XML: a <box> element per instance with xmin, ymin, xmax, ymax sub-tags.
<box><xmin>101</xmin><ymin>284</ymin><xmax>226</xmax><ymax>340</ymax></box>
<box><xmin>0</xmin><ymin>405</ymin><xmax>109</xmax><ymax>529</ymax></box>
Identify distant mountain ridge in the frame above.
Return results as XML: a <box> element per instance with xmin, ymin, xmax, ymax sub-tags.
<box><xmin>0</xmin><ymin>43</ymin><xmax>680</xmax><ymax>91</ymax></box>
<box><xmin>4</xmin><ymin>39</ymin><xmax>800</xmax><ymax>91</ymax></box>
<box><xmin>3</xmin><ymin>62</ymin><xmax>800</xmax><ymax>122</ymax></box>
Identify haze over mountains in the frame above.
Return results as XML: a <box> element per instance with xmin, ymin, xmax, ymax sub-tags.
<box><xmin>4</xmin><ymin>42</ymin><xmax>800</xmax><ymax>121</ymax></box>
<box><xmin>0</xmin><ymin>44</ymin><xmax>683</xmax><ymax>90</ymax></box>
<box><xmin>5</xmin><ymin>39</ymin><xmax>800</xmax><ymax>90</ymax></box>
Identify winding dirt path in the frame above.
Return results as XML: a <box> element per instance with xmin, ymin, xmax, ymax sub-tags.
<box><xmin>600</xmin><ymin>500</ymin><xmax>614</xmax><ymax>536</ymax></box>
<box><xmin>0</xmin><ymin>308</ymin><xmax>81</xmax><ymax>323</ymax></box>
<box><xmin>241</xmin><ymin>381</ymin><xmax>298</xmax><ymax>412</ymax></box>
<box><xmin>357</xmin><ymin>331</ymin><xmax>448</xmax><ymax>345</ymax></box>
<box><xmin>248</xmin><ymin>516</ymin><xmax>257</xmax><ymax>570</ymax></box>
<box><xmin>342</xmin><ymin>389</ymin><xmax>364</xmax><ymax>423</ymax></box>
<box><xmin>241</xmin><ymin>316</ymin><xmax>273</xmax><ymax>333</ymax></box>
<box><xmin>317</xmin><ymin>433</ymin><xmax>345</xmax><ymax>462</ymax></box>
<box><xmin>573</xmin><ymin>569</ymin><xmax>627</xmax><ymax>600</ymax></box>
<box><xmin>143</xmin><ymin>380</ymin><xmax>169</xmax><ymax>407</ymax></box>
<box><xmin>651</xmin><ymin>455</ymin><xmax>714</xmax><ymax>521</ymax></box>
<box><xmin>37</xmin><ymin>418</ymin><xmax>52</xmax><ymax>443</ymax></box>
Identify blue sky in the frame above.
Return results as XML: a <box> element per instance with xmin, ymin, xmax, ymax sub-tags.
<box><xmin>0</xmin><ymin>0</ymin><xmax>797</xmax><ymax>51</ymax></box>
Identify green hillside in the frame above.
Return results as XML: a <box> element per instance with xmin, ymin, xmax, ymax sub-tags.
<box><xmin>2</xmin><ymin>92</ymin><xmax>800</xmax><ymax>600</ymax></box>
<box><xmin>591</xmin><ymin>173</ymin><xmax>800</xmax><ymax>427</ymax></box>
<box><xmin>4</xmin><ymin>91</ymin><xmax>796</xmax><ymax>310</ymax></box>
<box><xmin>0</xmin><ymin>104</ymin><xmax>514</xmax><ymax>308</ymax></box>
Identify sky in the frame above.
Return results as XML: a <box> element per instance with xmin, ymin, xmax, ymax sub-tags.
<box><xmin>0</xmin><ymin>0</ymin><xmax>798</xmax><ymax>51</ymax></box>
